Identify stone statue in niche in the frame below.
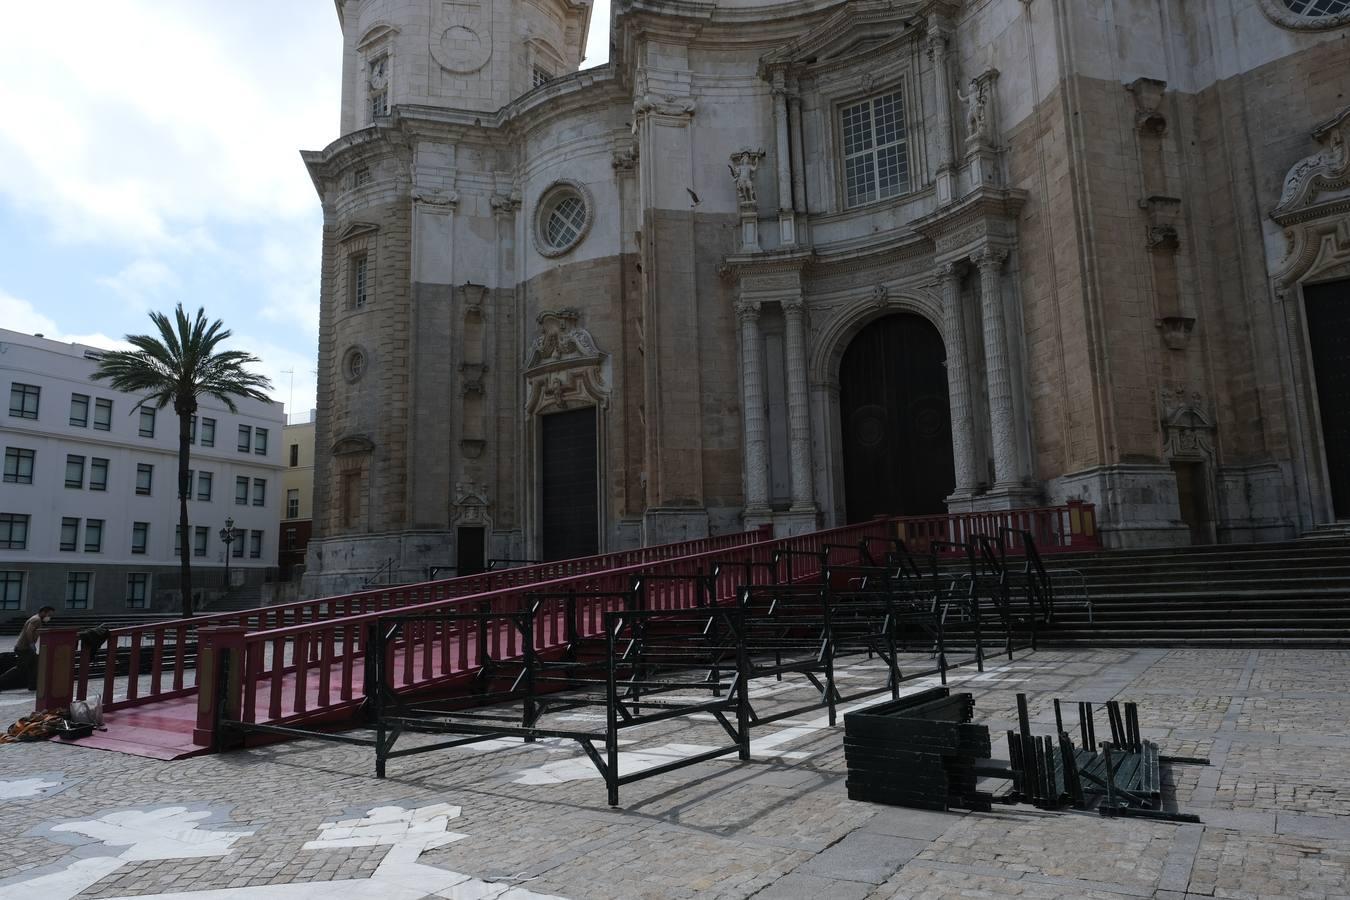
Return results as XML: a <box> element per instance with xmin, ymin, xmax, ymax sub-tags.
<box><xmin>728</xmin><ymin>148</ymin><xmax>764</xmax><ymax>207</ymax></box>
<box><xmin>956</xmin><ymin>78</ymin><xmax>990</xmax><ymax>148</ymax></box>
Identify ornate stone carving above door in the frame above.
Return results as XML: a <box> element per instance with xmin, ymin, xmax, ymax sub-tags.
<box><xmin>524</xmin><ymin>309</ymin><xmax>610</xmax><ymax>414</ymax></box>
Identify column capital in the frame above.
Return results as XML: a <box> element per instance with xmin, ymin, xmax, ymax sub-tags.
<box><xmin>734</xmin><ymin>299</ymin><xmax>762</xmax><ymax>322</ymax></box>
<box><xmin>972</xmin><ymin>246</ymin><xmax>1009</xmax><ymax>271</ymax></box>
<box><xmin>780</xmin><ymin>295</ymin><xmax>807</xmax><ymax>315</ymax></box>
<box><xmin>925</xmin><ymin>28</ymin><xmax>950</xmax><ymax>62</ymax></box>
<box><xmin>936</xmin><ymin>260</ymin><xmax>964</xmax><ymax>282</ymax></box>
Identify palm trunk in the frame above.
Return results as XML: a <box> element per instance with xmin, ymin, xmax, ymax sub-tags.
<box><xmin>178</xmin><ymin>410</ymin><xmax>194</xmax><ymax>618</ymax></box>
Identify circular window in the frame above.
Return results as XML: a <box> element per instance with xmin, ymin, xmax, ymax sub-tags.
<box><xmin>533</xmin><ymin>180</ymin><xmax>594</xmax><ymax>257</ymax></box>
<box><xmin>1260</xmin><ymin>0</ymin><xmax>1350</xmax><ymax>27</ymax></box>
<box><xmin>343</xmin><ymin>347</ymin><xmax>368</xmax><ymax>383</ymax></box>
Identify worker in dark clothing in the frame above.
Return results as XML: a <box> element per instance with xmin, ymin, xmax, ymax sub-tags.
<box><xmin>12</xmin><ymin>606</ymin><xmax>54</xmax><ymax>691</ymax></box>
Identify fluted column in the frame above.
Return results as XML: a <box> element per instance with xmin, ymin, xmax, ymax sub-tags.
<box><xmin>782</xmin><ymin>296</ymin><xmax>815</xmax><ymax>510</ymax></box>
<box><xmin>771</xmin><ymin>70</ymin><xmax>796</xmax><ymax>245</ymax></box>
<box><xmin>940</xmin><ymin>262</ymin><xmax>976</xmax><ymax>498</ymax></box>
<box><xmin>927</xmin><ymin>23</ymin><xmax>957</xmax><ymax>204</ymax></box>
<box><xmin>975</xmin><ymin>247</ymin><xmax>1018</xmax><ymax>487</ymax></box>
<box><xmin>788</xmin><ymin>80</ymin><xmax>807</xmax><ymax>216</ymax></box>
<box><xmin>737</xmin><ymin>300</ymin><xmax>771</xmax><ymax>512</ymax></box>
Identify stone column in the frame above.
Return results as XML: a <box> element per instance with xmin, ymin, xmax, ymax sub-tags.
<box><xmin>771</xmin><ymin>70</ymin><xmax>796</xmax><ymax>246</ymax></box>
<box><xmin>927</xmin><ymin>24</ymin><xmax>957</xmax><ymax>205</ymax></box>
<box><xmin>737</xmin><ymin>300</ymin><xmax>771</xmax><ymax>513</ymax></box>
<box><xmin>782</xmin><ymin>296</ymin><xmax>815</xmax><ymax>511</ymax></box>
<box><xmin>940</xmin><ymin>262</ymin><xmax>976</xmax><ymax>499</ymax></box>
<box><xmin>974</xmin><ymin>247</ymin><xmax>1018</xmax><ymax>487</ymax></box>
<box><xmin>787</xmin><ymin>80</ymin><xmax>807</xmax><ymax>216</ymax></box>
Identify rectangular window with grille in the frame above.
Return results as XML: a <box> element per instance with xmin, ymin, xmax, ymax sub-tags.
<box><xmin>189</xmin><ymin>415</ymin><xmax>197</xmax><ymax>445</ymax></box>
<box><xmin>201</xmin><ymin>417</ymin><xmax>215</xmax><ymax>447</ymax></box>
<box><xmin>235</xmin><ymin>476</ymin><xmax>249</xmax><ymax>505</ymax></box>
<box><xmin>65</xmin><ymin>454</ymin><xmax>85</xmax><ymax>489</ymax></box>
<box><xmin>84</xmin><ymin>519</ymin><xmax>103</xmax><ymax>553</ymax></box>
<box><xmin>290</xmin><ymin>444</ymin><xmax>299</xmax><ymax>467</ymax></box>
<box><xmin>0</xmin><ymin>571</ymin><xmax>22</xmax><ymax>610</ymax></box>
<box><xmin>197</xmin><ymin>471</ymin><xmax>212</xmax><ymax>501</ymax></box>
<box><xmin>0</xmin><ymin>513</ymin><xmax>29</xmax><ymax>550</ymax></box>
<box><xmin>238</xmin><ymin>424</ymin><xmax>251</xmax><ymax>452</ymax></box>
<box><xmin>93</xmin><ymin>397</ymin><xmax>112</xmax><ymax>431</ymax></box>
<box><xmin>66</xmin><ymin>572</ymin><xmax>91</xmax><ymax>609</ymax></box>
<box><xmin>253</xmin><ymin>478</ymin><xmax>266</xmax><ymax>506</ymax></box>
<box><xmin>132</xmin><ymin>521</ymin><xmax>148</xmax><ymax>554</ymax></box>
<box><xmin>840</xmin><ymin>89</ymin><xmax>909</xmax><ymax>208</ymax></box>
<box><xmin>3</xmin><ymin>447</ymin><xmax>34</xmax><ymax>484</ymax></box>
<box><xmin>8</xmin><ymin>383</ymin><xmax>40</xmax><ymax>419</ymax></box>
<box><xmin>532</xmin><ymin>66</ymin><xmax>552</xmax><ymax>89</ymax></box>
<box><xmin>255</xmin><ymin>428</ymin><xmax>268</xmax><ymax>455</ymax></box>
<box><xmin>90</xmin><ymin>457</ymin><xmax>109</xmax><ymax>491</ymax></box>
<box><xmin>70</xmin><ymin>393</ymin><xmax>89</xmax><ymax>427</ymax></box>
<box><xmin>138</xmin><ymin>406</ymin><xmax>156</xmax><ymax>438</ymax></box>
<box><xmin>194</xmin><ymin>526</ymin><xmax>208</xmax><ymax>557</ymax></box>
<box><xmin>352</xmin><ymin>255</ymin><xmax>368</xmax><ymax>309</ymax></box>
<box><xmin>136</xmin><ymin>463</ymin><xmax>153</xmax><ymax>495</ymax></box>
<box><xmin>287</xmin><ymin>488</ymin><xmax>300</xmax><ymax>519</ymax></box>
<box><xmin>249</xmin><ymin>530</ymin><xmax>263</xmax><ymax>559</ymax></box>
<box><xmin>60</xmin><ymin>517</ymin><xmax>79</xmax><ymax>552</ymax></box>
<box><xmin>126</xmin><ymin>573</ymin><xmax>148</xmax><ymax>609</ymax></box>
<box><xmin>233</xmin><ymin>534</ymin><xmax>245</xmax><ymax>558</ymax></box>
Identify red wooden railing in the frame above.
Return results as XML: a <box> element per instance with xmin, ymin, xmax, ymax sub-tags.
<box><xmin>894</xmin><ymin>502</ymin><xmax>1100</xmax><ymax>557</ymax></box>
<box><xmin>217</xmin><ymin>517</ymin><xmax>890</xmax><ymax>734</ymax></box>
<box><xmin>73</xmin><ymin>526</ymin><xmax>772</xmax><ymax>712</ymax></box>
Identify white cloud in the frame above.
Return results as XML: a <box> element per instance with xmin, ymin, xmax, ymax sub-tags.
<box><xmin>0</xmin><ymin>288</ymin><xmax>133</xmax><ymax>352</ymax></box>
<box><xmin>96</xmin><ymin>259</ymin><xmax>180</xmax><ymax>310</ymax></box>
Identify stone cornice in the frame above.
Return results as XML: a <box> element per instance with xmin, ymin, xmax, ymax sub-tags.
<box><xmin>719</xmin><ymin>247</ymin><xmax>814</xmax><ymax>281</ymax></box>
<box><xmin>910</xmin><ymin>186</ymin><xmax>1028</xmax><ymax>242</ymax></box>
<box><xmin>759</xmin><ymin>0</ymin><xmax>926</xmax><ymax>77</ymax></box>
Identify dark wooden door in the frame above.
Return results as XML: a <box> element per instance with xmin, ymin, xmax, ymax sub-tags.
<box><xmin>540</xmin><ymin>407</ymin><xmax>599</xmax><ymax>560</ymax></box>
<box><xmin>1171</xmin><ymin>461</ymin><xmax>1212</xmax><ymax>545</ymax></box>
<box><xmin>456</xmin><ymin>527</ymin><xmax>485</xmax><ymax>576</ymax></box>
<box><xmin>839</xmin><ymin>313</ymin><xmax>954</xmax><ymax>522</ymax></box>
<box><xmin>1306</xmin><ymin>280</ymin><xmax>1350</xmax><ymax>518</ymax></box>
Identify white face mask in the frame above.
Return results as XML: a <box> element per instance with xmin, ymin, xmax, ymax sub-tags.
<box><xmin>40</xmin><ymin>614</ymin><xmax>50</xmax><ymax>624</ymax></box>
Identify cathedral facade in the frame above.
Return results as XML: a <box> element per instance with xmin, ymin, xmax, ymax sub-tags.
<box><xmin>301</xmin><ymin>0</ymin><xmax>1350</xmax><ymax>595</ymax></box>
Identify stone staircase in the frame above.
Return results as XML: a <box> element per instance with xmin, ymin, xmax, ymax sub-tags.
<box><xmin>1038</xmin><ymin>534</ymin><xmax>1350</xmax><ymax>648</ymax></box>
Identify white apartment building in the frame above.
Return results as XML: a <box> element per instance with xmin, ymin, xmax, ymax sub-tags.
<box><xmin>0</xmin><ymin>329</ymin><xmax>285</xmax><ymax>616</ymax></box>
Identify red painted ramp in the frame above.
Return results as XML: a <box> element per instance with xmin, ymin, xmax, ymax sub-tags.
<box><xmin>65</xmin><ymin>698</ymin><xmax>207</xmax><ymax>760</ymax></box>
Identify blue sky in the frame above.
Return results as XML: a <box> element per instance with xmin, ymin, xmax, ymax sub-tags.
<box><xmin>0</xmin><ymin>2</ymin><xmax>610</xmax><ymax>419</ymax></box>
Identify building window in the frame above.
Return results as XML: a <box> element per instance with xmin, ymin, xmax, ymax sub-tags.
<box><xmin>233</xmin><ymin>534</ymin><xmax>245</xmax><ymax>558</ymax></box>
<box><xmin>344</xmin><ymin>348</ymin><xmax>367</xmax><ymax>383</ymax></box>
<box><xmin>174</xmin><ymin>525</ymin><xmax>182</xmax><ymax>557</ymax></box>
<box><xmin>136</xmin><ymin>463</ymin><xmax>153</xmax><ymax>495</ymax></box>
<box><xmin>60</xmin><ymin>517</ymin><xmax>79</xmax><ymax>552</ymax></box>
<box><xmin>194</xmin><ymin>525</ymin><xmax>208</xmax><ymax>558</ymax></box>
<box><xmin>65</xmin><ymin>572</ymin><xmax>91</xmax><ymax>610</ymax></box>
<box><xmin>253</xmin><ymin>478</ymin><xmax>266</xmax><ymax>506</ymax></box>
<box><xmin>197</xmin><ymin>471</ymin><xmax>213</xmax><ymax>501</ymax></box>
<box><xmin>1279</xmin><ymin>0</ymin><xmax>1350</xmax><ymax>16</ymax></box>
<box><xmin>290</xmin><ymin>444</ymin><xmax>299</xmax><ymax>467</ymax></box>
<box><xmin>3</xmin><ymin>447</ymin><xmax>34</xmax><ymax>484</ymax></box>
<box><xmin>287</xmin><ymin>489</ymin><xmax>300</xmax><ymax>519</ymax></box>
<box><xmin>354</xmin><ymin>167</ymin><xmax>372</xmax><ymax>187</ymax></box>
<box><xmin>255</xmin><ymin>427</ymin><xmax>268</xmax><ymax>455</ymax></box>
<box><xmin>352</xmin><ymin>255</ymin><xmax>369</xmax><ymax>308</ymax></box>
<box><xmin>9</xmin><ymin>383</ymin><xmax>40</xmax><ymax>419</ymax></box>
<box><xmin>235</xmin><ymin>476</ymin><xmax>249</xmax><ymax>505</ymax></box>
<box><xmin>138</xmin><ymin>406</ymin><xmax>156</xmax><ymax>438</ymax></box>
<box><xmin>126</xmin><ymin>573</ymin><xmax>149</xmax><ymax>609</ymax></box>
<box><xmin>249</xmin><ymin>530</ymin><xmax>263</xmax><ymax>559</ymax></box>
<box><xmin>532</xmin><ymin>66</ymin><xmax>552</xmax><ymax>89</ymax></box>
<box><xmin>70</xmin><ymin>393</ymin><xmax>89</xmax><ymax>427</ymax></box>
<box><xmin>65</xmin><ymin>454</ymin><xmax>86</xmax><ymax>489</ymax></box>
<box><xmin>0</xmin><ymin>513</ymin><xmax>29</xmax><ymax>550</ymax></box>
<box><xmin>201</xmin><ymin>417</ymin><xmax>216</xmax><ymax>447</ymax></box>
<box><xmin>184</xmin><ymin>469</ymin><xmax>194</xmax><ymax>500</ymax></box>
<box><xmin>132</xmin><ymin>521</ymin><xmax>149</xmax><ymax>555</ymax></box>
<box><xmin>84</xmin><ymin>518</ymin><xmax>103</xmax><ymax>553</ymax></box>
<box><xmin>286</xmin><ymin>528</ymin><xmax>298</xmax><ymax>551</ymax></box>
<box><xmin>0</xmin><ymin>571</ymin><xmax>22</xmax><ymax>610</ymax></box>
<box><xmin>369</xmin><ymin>54</ymin><xmax>389</xmax><ymax>118</ymax></box>
<box><xmin>840</xmin><ymin>89</ymin><xmax>909</xmax><ymax>208</ymax></box>
<box><xmin>89</xmin><ymin>457</ymin><xmax>109</xmax><ymax>491</ymax></box>
<box><xmin>238</xmin><ymin>424</ymin><xmax>252</xmax><ymax>452</ymax></box>
<box><xmin>189</xmin><ymin>415</ymin><xmax>197</xmax><ymax>445</ymax></box>
<box><xmin>543</xmin><ymin>194</ymin><xmax>586</xmax><ymax>250</ymax></box>
<box><xmin>93</xmin><ymin>397</ymin><xmax>112</xmax><ymax>431</ymax></box>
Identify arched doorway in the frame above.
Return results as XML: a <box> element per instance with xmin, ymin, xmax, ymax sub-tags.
<box><xmin>839</xmin><ymin>313</ymin><xmax>954</xmax><ymax>522</ymax></box>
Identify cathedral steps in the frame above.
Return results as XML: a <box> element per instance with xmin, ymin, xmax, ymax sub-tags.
<box><xmin>1036</xmin><ymin>534</ymin><xmax>1350</xmax><ymax>648</ymax></box>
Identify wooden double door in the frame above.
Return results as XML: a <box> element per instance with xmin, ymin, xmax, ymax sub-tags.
<box><xmin>1306</xmin><ymin>279</ymin><xmax>1350</xmax><ymax>519</ymax></box>
<box><xmin>539</xmin><ymin>407</ymin><xmax>600</xmax><ymax>561</ymax></box>
<box><xmin>839</xmin><ymin>313</ymin><xmax>955</xmax><ymax>522</ymax></box>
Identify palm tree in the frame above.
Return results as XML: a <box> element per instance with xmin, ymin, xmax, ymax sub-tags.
<box><xmin>93</xmin><ymin>304</ymin><xmax>273</xmax><ymax>617</ymax></box>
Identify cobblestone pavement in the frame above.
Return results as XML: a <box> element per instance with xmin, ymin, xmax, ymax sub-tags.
<box><xmin>2</xmin><ymin>647</ymin><xmax>1350</xmax><ymax>898</ymax></box>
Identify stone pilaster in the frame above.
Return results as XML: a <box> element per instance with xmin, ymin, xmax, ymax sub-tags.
<box><xmin>782</xmin><ymin>296</ymin><xmax>814</xmax><ymax>512</ymax></box>
<box><xmin>974</xmin><ymin>247</ymin><xmax>1018</xmax><ymax>488</ymax></box>
<box><xmin>788</xmin><ymin>80</ymin><xmax>807</xmax><ymax>218</ymax></box>
<box><xmin>927</xmin><ymin>23</ymin><xmax>957</xmax><ymax>205</ymax></box>
<box><xmin>771</xmin><ymin>70</ymin><xmax>796</xmax><ymax>246</ymax></box>
<box><xmin>737</xmin><ymin>300</ymin><xmax>771</xmax><ymax>515</ymax></box>
<box><xmin>940</xmin><ymin>262</ymin><xmax>976</xmax><ymax>500</ymax></box>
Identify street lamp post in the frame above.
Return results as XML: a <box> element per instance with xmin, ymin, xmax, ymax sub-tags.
<box><xmin>219</xmin><ymin>517</ymin><xmax>238</xmax><ymax>591</ymax></box>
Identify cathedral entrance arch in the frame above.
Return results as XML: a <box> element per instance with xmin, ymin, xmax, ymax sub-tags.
<box><xmin>838</xmin><ymin>313</ymin><xmax>954</xmax><ymax>522</ymax></box>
